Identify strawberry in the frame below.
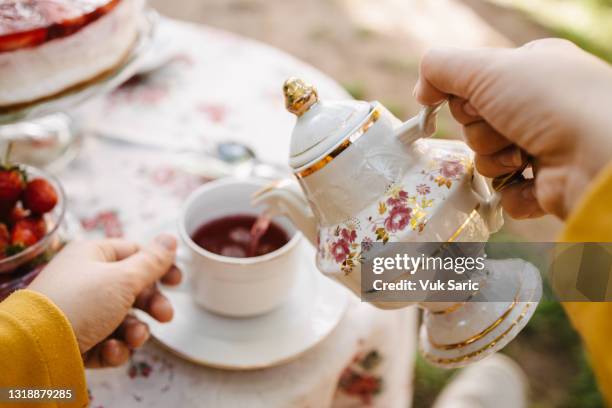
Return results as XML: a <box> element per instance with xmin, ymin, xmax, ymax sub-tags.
<box><xmin>0</xmin><ymin>202</ymin><xmax>13</xmax><ymax>223</ymax></box>
<box><xmin>10</xmin><ymin>217</ymin><xmax>44</xmax><ymax>248</ymax></box>
<box><xmin>9</xmin><ymin>204</ymin><xmax>29</xmax><ymax>225</ymax></box>
<box><xmin>0</xmin><ymin>166</ymin><xmax>26</xmax><ymax>206</ymax></box>
<box><xmin>0</xmin><ymin>223</ymin><xmax>9</xmax><ymax>258</ymax></box>
<box><xmin>23</xmin><ymin>178</ymin><xmax>58</xmax><ymax>215</ymax></box>
<box><xmin>0</xmin><ymin>29</ymin><xmax>47</xmax><ymax>53</ymax></box>
<box><xmin>11</xmin><ymin>225</ymin><xmax>37</xmax><ymax>248</ymax></box>
<box><xmin>20</xmin><ymin>217</ymin><xmax>46</xmax><ymax>239</ymax></box>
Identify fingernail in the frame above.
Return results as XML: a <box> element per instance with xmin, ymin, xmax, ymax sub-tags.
<box><xmin>136</xmin><ymin>323</ymin><xmax>150</xmax><ymax>342</ymax></box>
<box><xmin>155</xmin><ymin>234</ymin><xmax>177</xmax><ymax>250</ymax></box>
<box><xmin>107</xmin><ymin>340</ymin><xmax>121</xmax><ymax>358</ymax></box>
<box><xmin>499</xmin><ymin>148</ymin><xmax>523</xmax><ymax>168</ymax></box>
<box><xmin>522</xmin><ymin>185</ymin><xmax>535</xmax><ymax>200</ymax></box>
<box><xmin>463</xmin><ymin>101</ymin><xmax>479</xmax><ymax>117</ymax></box>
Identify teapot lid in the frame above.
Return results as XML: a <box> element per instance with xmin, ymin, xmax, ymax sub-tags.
<box><xmin>283</xmin><ymin>77</ymin><xmax>371</xmax><ymax>169</ymax></box>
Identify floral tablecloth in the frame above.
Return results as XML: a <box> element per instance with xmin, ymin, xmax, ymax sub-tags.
<box><xmin>62</xmin><ymin>17</ymin><xmax>418</xmax><ymax>408</ymax></box>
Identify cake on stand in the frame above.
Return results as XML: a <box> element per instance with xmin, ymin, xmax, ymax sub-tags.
<box><xmin>0</xmin><ymin>8</ymin><xmax>157</xmax><ymax>172</ymax></box>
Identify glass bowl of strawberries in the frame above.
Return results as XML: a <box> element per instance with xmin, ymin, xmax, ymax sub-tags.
<box><xmin>0</xmin><ymin>164</ymin><xmax>66</xmax><ymax>300</ymax></box>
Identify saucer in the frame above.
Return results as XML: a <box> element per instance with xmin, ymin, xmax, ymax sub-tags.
<box><xmin>134</xmin><ymin>218</ymin><xmax>349</xmax><ymax>370</ymax></box>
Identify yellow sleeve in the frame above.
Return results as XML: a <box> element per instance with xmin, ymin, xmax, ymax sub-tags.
<box><xmin>560</xmin><ymin>162</ymin><xmax>612</xmax><ymax>405</ymax></box>
<box><xmin>0</xmin><ymin>289</ymin><xmax>88</xmax><ymax>408</ymax></box>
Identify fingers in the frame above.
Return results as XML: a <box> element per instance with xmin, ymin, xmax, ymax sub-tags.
<box><xmin>132</xmin><ymin>264</ymin><xmax>180</xmax><ymax>322</ymax></box>
<box><xmin>414</xmin><ymin>77</ymin><xmax>447</xmax><ymax>106</ymax></box>
<box><xmin>161</xmin><ymin>265</ymin><xmax>182</xmax><ymax>286</ymax></box>
<box><xmin>120</xmin><ymin>234</ymin><xmax>177</xmax><ymax>291</ymax></box>
<box><xmin>93</xmin><ymin>239</ymin><xmax>140</xmax><ymax>262</ymax></box>
<box><xmin>415</xmin><ymin>47</ymin><xmax>501</xmax><ymax>104</ymax></box>
<box><xmin>115</xmin><ymin>315</ymin><xmax>150</xmax><ymax>349</ymax></box>
<box><xmin>463</xmin><ymin>121</ymin><xmax>513</xmax><ymax>155</ymax></box>
<box><xmin>84</xmin><ymin>339</ymin><xmax>130</xmax><ymax>368</ymax></box>
<box><xmin>448</xmin><ymin>96</ymin><xmax>514</xmax><ymax>156</ymax></box>
<box><xmin>475</xmin><ymin>146</ymin><xmax>525</xmax><ymax>177</ymax></box>
<box><xmin>499</xmin><ymin>181</ymin><xmax>546</xmax><ymax>219</ymax></box>
<box><xmin>85</xmin><ymin>316</ymin><xmax>153</xmax><ymax>368</ymax></box>
<box><xmin>448</xmin><ymin>96</ymin><xmax>481</xmax><ymax>125</ymax></box>
<box><xmin>134</xmin><ymin>285</ymin><xmax>174</xmax><ymax>322</ymax></box>
<box><xmin>148</xmin><ymin>292</ymin><xmax>174</xmax><ymax>322</ymax></box>
<box><xmin>522</xmin><ymin>38</ymin><xmax>577</xmax><ymax>51</ymax></box>
<box><xmin>534</xmin><ymin>166</ymin><xmax>568</xmax><ymax>218</ymax></box>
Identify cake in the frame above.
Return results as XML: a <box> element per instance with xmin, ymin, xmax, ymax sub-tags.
<box><xmin>0</xmin><ymin>0</ymin><xmax>144</xmax><ymax>109</ymax></box>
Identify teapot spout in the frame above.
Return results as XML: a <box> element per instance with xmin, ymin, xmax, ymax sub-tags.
<box><xmin>251</xmin><ymin>179</ymin><xmax>318</xmax><ymax>246</ymax></box>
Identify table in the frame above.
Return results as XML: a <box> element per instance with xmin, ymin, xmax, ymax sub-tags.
<box><xmin>61</xmin><ymin>17</ymin><xmax>418</xmax><ymax>408</ymax></box>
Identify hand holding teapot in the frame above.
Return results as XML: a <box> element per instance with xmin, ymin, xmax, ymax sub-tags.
<box><xmin>415</xmin><ymin>39</ymin><xmax>612</xmax><ymax>219</ymax></box>
<box><xmin>253</xmin><ymin>77</ymin><xmax>541</xmax><ymax>367</ymax></box>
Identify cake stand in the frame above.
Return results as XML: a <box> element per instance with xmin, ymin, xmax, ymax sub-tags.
<box><xmin>0</xmin><ymin>10</ymin><xmax>158</xmax><ymax>172</ymax></box>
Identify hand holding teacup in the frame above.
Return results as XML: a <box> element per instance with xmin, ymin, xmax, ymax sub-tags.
<box><xmin>29</xmin><ymin>235</ymin><xmax>181</xmax><ymax>367</ymax></box>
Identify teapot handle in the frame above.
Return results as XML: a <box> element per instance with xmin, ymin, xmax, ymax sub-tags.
<box><xmin>418</xmin><ymin>102</ymin><xmax>446</xmax><ymax>137</ymax></box>
<box><xmin>395</xmin><ymin>102</ymin><xmax>446</xmax><ymax>146</ymax></box>
<box><xmin>478</xmin><ymin>159</ymin><xmax>532</xmax><ymax>233</ymax></box>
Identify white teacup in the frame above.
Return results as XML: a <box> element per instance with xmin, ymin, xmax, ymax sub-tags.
<box><xmin>178</xmin><ymin>178</ymin><xmax>302</xmax><ymax>317</ymax></box>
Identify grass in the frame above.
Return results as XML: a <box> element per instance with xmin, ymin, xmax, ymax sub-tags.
<box><xmin>342</xmin><ymin>81</ymin><xmax>368</xmax><ymax>100</ymax></box>
<box><xmin>414</xmin><ymin>299</ymin><xmax>604</xmax><ymax>408</ymax></box>
<box><xmin>354</xmin><ymin>26</ymin><xmax>377</xmax><ymax>40</ymax></box>
<box><xmin>413</xmin><ymin>232</ymin><xmax>604</xmax><ymax>407</ymax></box>
<box><xmin>487</xmin><ymin>0</ymin><xmax>612</xmax><ymax>62</ymax></box>
<box><xmin>413</xmin><ymin>354</ymin><xmax>457</xmax><ymax>408</ymax></box>
<box><xmin>376</xmin><ymin>57</ymin><xmax>419</xmax><ymax>74</ymax></box>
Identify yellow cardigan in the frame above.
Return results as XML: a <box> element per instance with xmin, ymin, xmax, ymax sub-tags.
<box><xmin>0</xmin><ymin>290</ymin><xmax>87</xmax><ymax>408</ymax></box>
<box><xmin>561</xmin><ymin>162</ymin><xmax>612</xmax><ymax>405</ymax></box>
<box><xmin>0</xmin><ymin>164</ymin><xmax>611</xmax><ymax>408</ymax></box>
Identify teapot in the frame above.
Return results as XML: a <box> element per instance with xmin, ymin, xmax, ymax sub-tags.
<box><xmin>253</xmin><ymin>78</ymin><xmax>541</xmax><ymax>367</ymax></box>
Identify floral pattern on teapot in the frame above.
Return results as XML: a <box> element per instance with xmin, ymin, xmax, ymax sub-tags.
<box><xmin>319</xmin><ymin>154</ymin><xmax>472</xmax><ymax>275</ymax></box>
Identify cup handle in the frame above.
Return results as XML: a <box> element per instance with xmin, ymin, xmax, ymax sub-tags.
<box><xmin>167</xmin><ymin>244</ymin><xmax>192</xmax><ymax>293</ymax></box>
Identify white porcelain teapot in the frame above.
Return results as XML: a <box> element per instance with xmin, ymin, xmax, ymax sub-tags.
<box><xmin>253</xmin><ymin>78</ymin><xmax>541</xmax><ymax>367</ymax></box>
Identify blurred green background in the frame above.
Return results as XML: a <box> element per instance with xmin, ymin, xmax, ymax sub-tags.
<box><xmin>490</xmin><ymin>0</ymin><xmax>612</xmax><ymax>63</ymax></box>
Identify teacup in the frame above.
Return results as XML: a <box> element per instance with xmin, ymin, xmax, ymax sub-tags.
<box><xmin>178</xmin><ymin>178</ymin><xmax>302</xmax><ymax>317</ymax></box>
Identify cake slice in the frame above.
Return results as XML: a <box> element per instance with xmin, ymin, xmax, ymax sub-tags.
<box><xmin>0</xmin><ymin>0</ymin><xmax>144</xmax><ymax>109</ymax></box>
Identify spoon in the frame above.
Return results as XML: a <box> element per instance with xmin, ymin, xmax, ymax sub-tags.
<box><xmin>176</xmin><ymin>141</ymin><xmax>290</xmax><ymax>180</ymax></box>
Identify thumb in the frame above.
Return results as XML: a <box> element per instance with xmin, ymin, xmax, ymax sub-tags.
<box><xmin>415</xmin><ymin>46</ymin><xmax>505</xmax><ymax>105</ymax></box>
<box><xmin>120</xmin><ymin>234</ymin><xmax>177</xmax><ymax>292</ymax></box>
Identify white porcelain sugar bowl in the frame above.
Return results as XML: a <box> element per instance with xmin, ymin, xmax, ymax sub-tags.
<box><xmin>253</xmin><ymin>78</ymin><xmax>541</xmax><ymax>367</ymax></box>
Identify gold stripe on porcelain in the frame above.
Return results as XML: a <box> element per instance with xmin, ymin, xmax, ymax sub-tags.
<box><xmin>419</xmin><ymin>206</ymin><xmax>482</xmax><ymax>316</ymax></box>
<box><xmin>422</xmin><ymin>302</ymin><xmax>532</xmax><ymax>365</ymax></box>
<box><xmin>428</xmin><ymin>299</ymin><xmax>518</xmax><ymax>350</ymax></box>
<box><xmin>446</xmin><ymin>206</ymin><xmax>480</xmax><ymax>243</ymax></box>
<box><xmin>295</xmin><ymin>106</ymin><xmax>382</xmax><ymax>179</ymax></box>
<box><xmin>430</xmin><ymin>302</ymin><xmax>465</xmax><ymax>316</ymax></box>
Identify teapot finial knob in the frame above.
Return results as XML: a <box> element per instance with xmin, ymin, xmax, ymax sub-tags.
<box><xmin>283</xmin><ymin>77</ymin><xmax>318</xmax><ymax>116</ymax></box>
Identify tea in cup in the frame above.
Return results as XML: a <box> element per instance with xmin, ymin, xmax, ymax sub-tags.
<box><xmin>179</xmin><ymin>178</ymin><xmax>302</xmax><ymax>317</ymax></box>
